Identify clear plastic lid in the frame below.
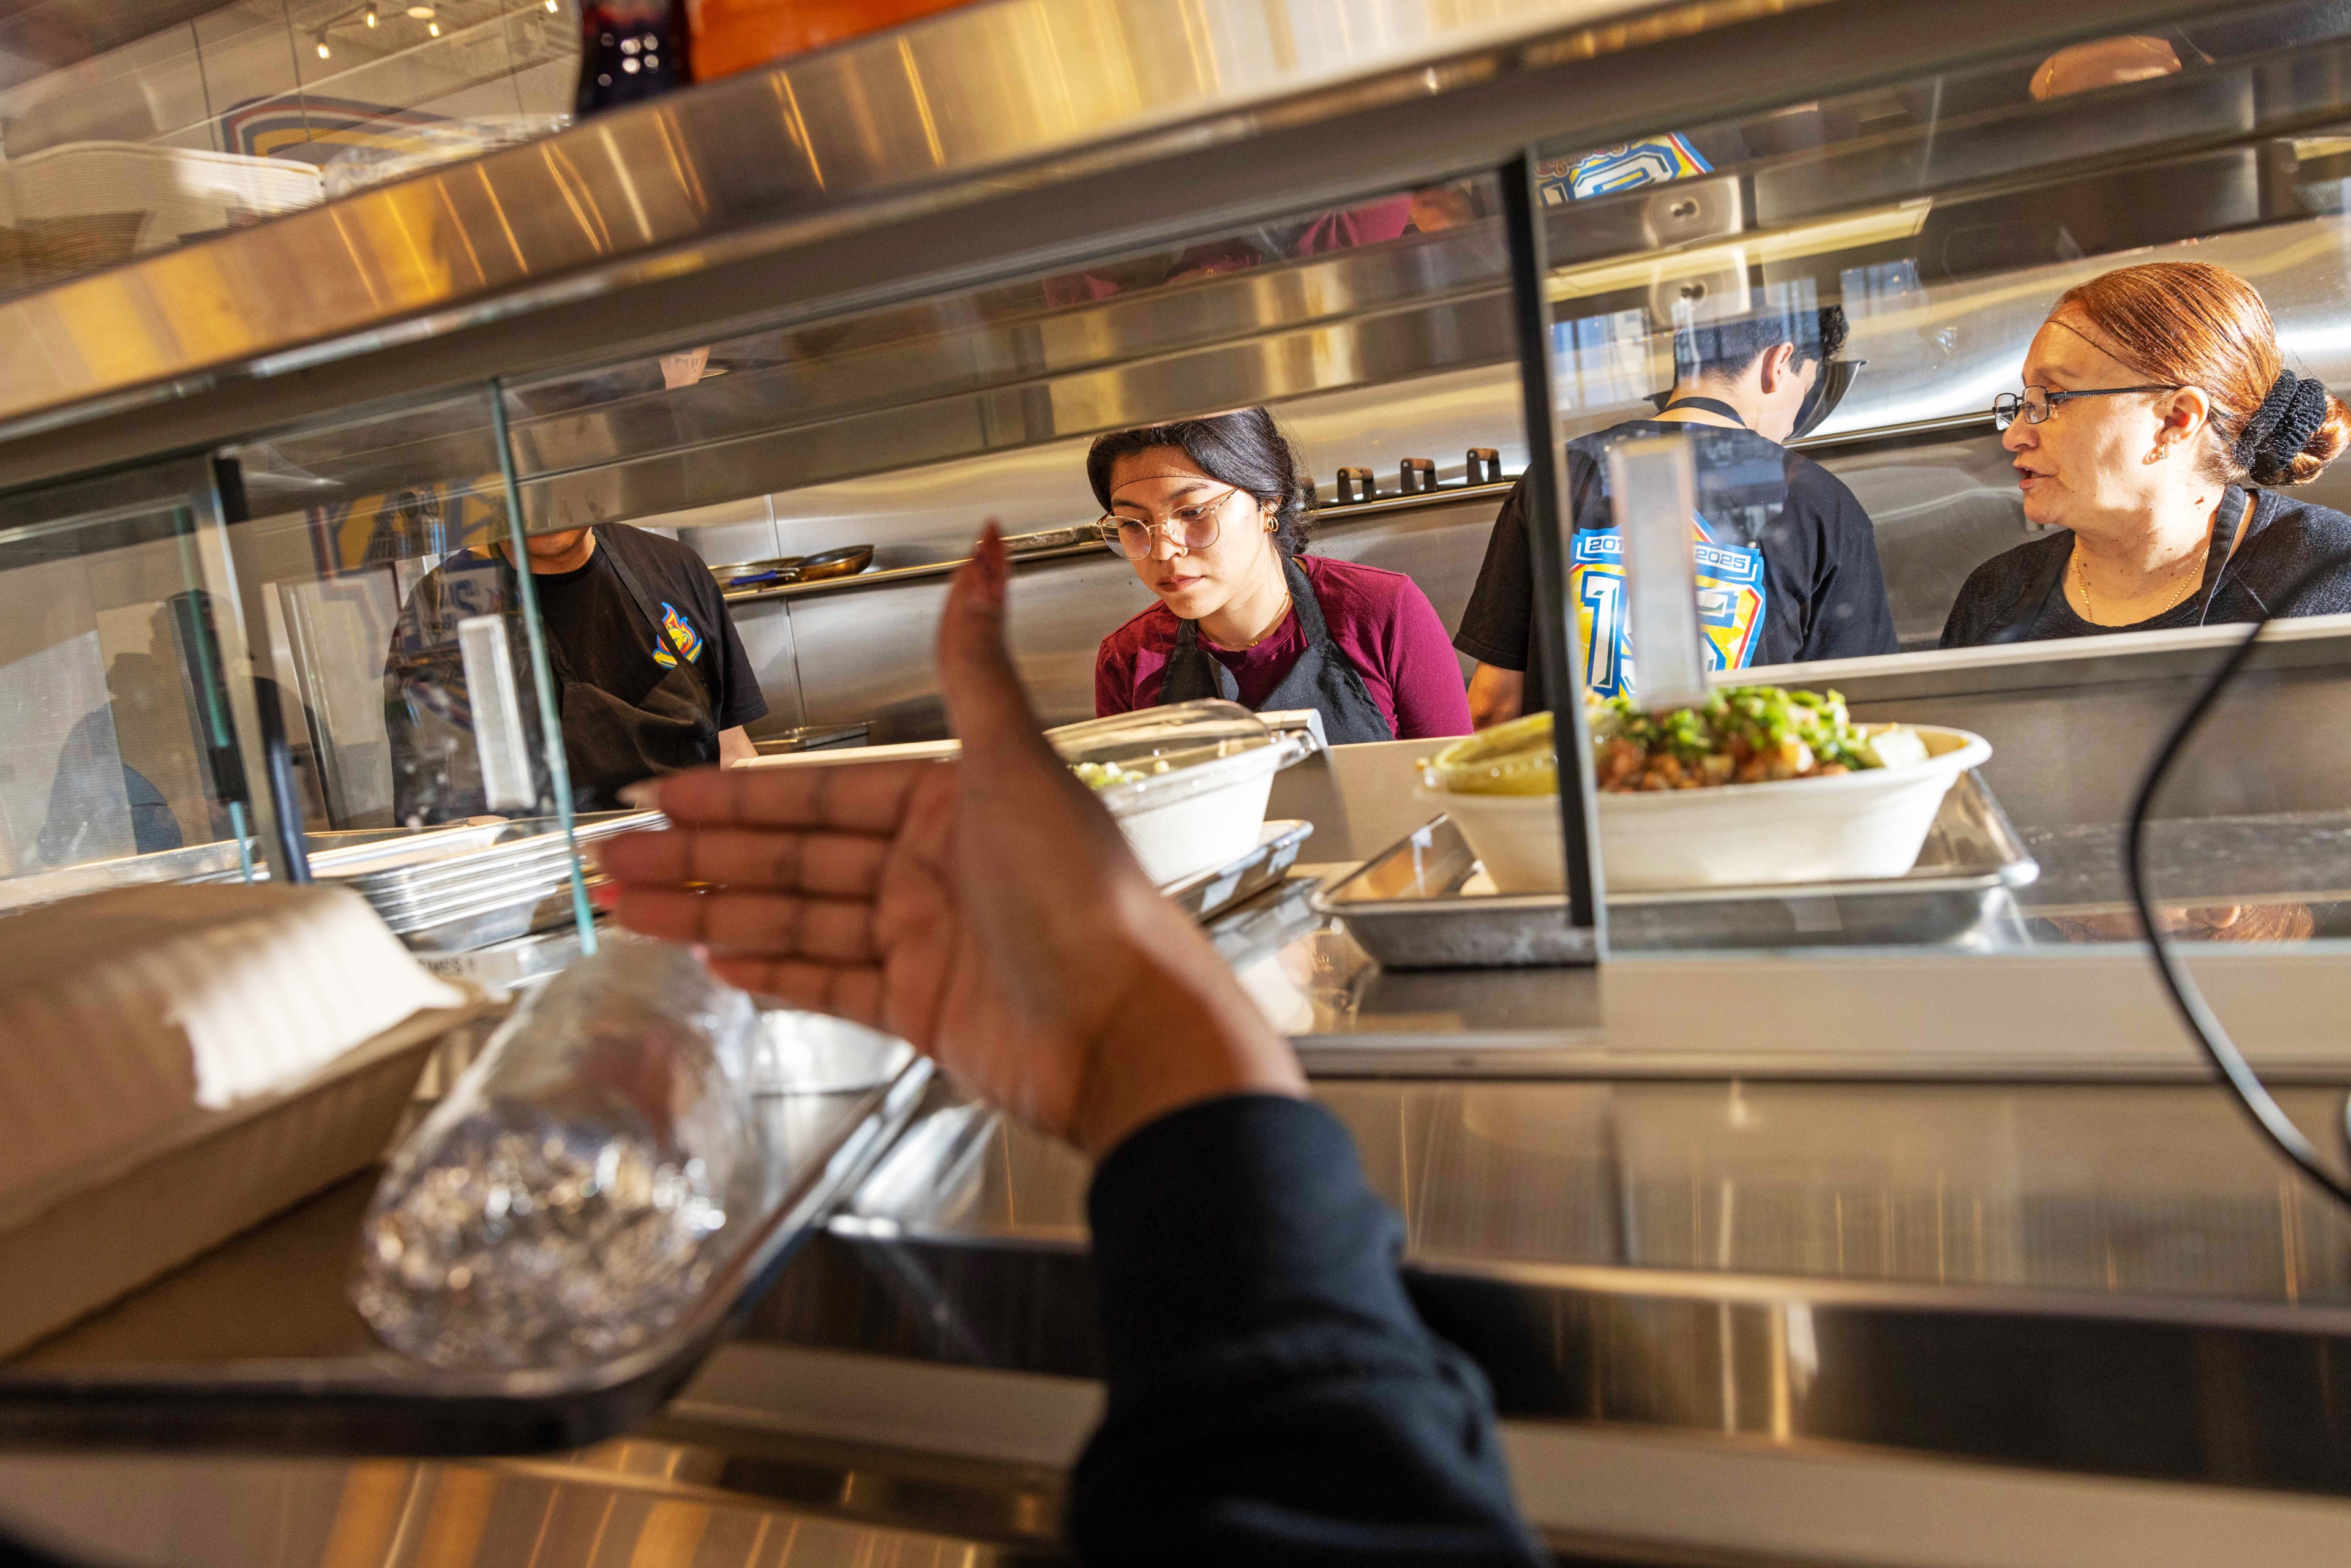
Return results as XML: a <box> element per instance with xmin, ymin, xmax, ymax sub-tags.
<box><xmin>1423</xmin><ymin>712</ymin><xmax>1558</xmax><ymax>797</ymax></box>
<box><xmin>1046</xmin><ymin>700</ymin><xmax>1288</xmax><ymax>810</ymax></box>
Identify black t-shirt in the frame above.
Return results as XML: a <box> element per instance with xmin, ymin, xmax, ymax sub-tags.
<box><xmin>529</xmin><ymin>533</ymin><xmax>765</xmax><ymax>732</ymax></box>
<box><xmin>1453</xmin><ymin>419</ymin><xmax>1897</xmax><ymax>711</ymax></box>
<box><xmin>1940</xmin><ymin>486</ymin><xmax>2351</xmax><ymax>648</ymax></box>
<box><xmin>384</xmin><ymin>525</ymin><xmax>764</xmax><ymax>822</ymax></box>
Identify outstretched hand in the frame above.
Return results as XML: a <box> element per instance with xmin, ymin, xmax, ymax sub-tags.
<box><xmin>598</xmin><ymin>527</ymin><xmax>1303</xmax><ymax>1157</ymax></box>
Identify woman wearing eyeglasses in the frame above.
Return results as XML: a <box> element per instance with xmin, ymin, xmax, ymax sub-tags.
<box><xmin>1089</xmin><ymin>408</ymin><xmax>1473</xmax><ymax>743</ymax></box>
<box><xmin>1941</xmin><ymin>261</ymin><xmax>2351</xmax><ymax>647</ymax></box>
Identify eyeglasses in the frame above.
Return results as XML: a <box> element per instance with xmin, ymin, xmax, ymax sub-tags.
<box><xmin>1992</xmin><ymin>383</ymin><xmax>2183</xmax><ymax>430</ymax></box>
<box><xmin>1097</xmin><ymin>484</ymin><xmax>1245</xmax><ymax>560</ymax></box>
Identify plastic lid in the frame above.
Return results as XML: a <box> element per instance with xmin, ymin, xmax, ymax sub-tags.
<box><xmin>1046</xmin><ymin>700</ymin><xmax>1284</xmax><ymax>811</ymax></box>
<box><xmin>1047</xmin><ymin>700</ymin><xmax>1275</xmax><ymax>767</ymax></box>
<box><xmin>1423</xmin><ymin>712</ymin><xmax>1558</xmax><ymax>797</ymax></box>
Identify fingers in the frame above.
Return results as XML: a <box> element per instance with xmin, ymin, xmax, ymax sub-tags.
<box><xmin>702</xmin><ymin>955</ymin><xmax>888</xmax><ymax>1027</ymax></box>
<box><xmin>938</xmin><ymin>526</ymin><xmax>1051</xmax><ymax>759</ymax></box>
<box><xmin>614</xmin><ymin>885</ymin><xmax>879</xmax><ymax>962</ymax></box>
<box><xmin>650</xmin><ymin>758</ymin><xmax>929</xmax><ymax>831</ymax></box>
<box><xmin>598</xmin><ymin>825</ymin><xmax>888</xmax><ymax>896</ymax></box>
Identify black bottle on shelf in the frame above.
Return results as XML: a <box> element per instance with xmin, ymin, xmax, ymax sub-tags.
<box><xmin>575</xmin><ymin>1</ymin><xmax>691</xmax><ymax>120</ymax></box>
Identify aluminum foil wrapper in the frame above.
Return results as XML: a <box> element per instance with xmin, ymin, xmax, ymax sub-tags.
<box><xmin>352</xmin><ymin>940</ymin><xmax>762</xmax><ymax>1369</ymax></box>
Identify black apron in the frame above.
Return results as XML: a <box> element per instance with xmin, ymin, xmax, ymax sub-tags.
<box><xmin>1155</xmin><ymin>553</ymin><xmax>1395</xmax><ymax>745</ymax></box>
<box><xmin>502</xmin><ymin>525</ymin><xmax>719</xmax><ymax>809</ymax></box>
<box><xmin>1978</xmin><ymin>490</ymin><xmax>2251</xmax><ymax>645</ymax></box>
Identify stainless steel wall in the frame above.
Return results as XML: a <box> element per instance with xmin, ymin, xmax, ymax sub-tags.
<box><xmin>746</xmin><ymin>485</ymin><xmax>1502</xmax><ymax>743</ymax></box>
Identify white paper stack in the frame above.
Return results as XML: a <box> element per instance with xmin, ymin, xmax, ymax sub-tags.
<box><xmin>0</xmin><ymin>882</ymin><xmax>475</xmax><ymax>1356</ymax></box>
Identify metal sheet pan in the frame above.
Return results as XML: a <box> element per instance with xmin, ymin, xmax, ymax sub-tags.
<box><xmin>1318</xmin><ymin>771</ymin><xmax>2036</xmax><ymax>969</ymax></box>
<box><xmin>0</xmin><ymin>1058</ymin><xmax>936</xmax><ymax>1455</ymax></box>
<box><xmin>1165</xmin><ymin>820</ymin><xmax>1314</xmax><ymax>925</ymax></box>
<box><xmin>313</xmin><ymin>813</ymin><xmax>654</xmax><ymax>899</ymax></box>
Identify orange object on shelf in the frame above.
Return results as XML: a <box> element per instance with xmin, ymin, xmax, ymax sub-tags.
<box><xmin>689</xmin><ymin>0</ymin><xmax>977</xmax><ymax>80</ymax></box>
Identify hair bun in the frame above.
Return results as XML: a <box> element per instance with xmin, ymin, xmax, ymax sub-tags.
<box><xmin>2236</xmin><ymin>370</ymin><xmax>2336</xmax><ymax>485</ymax></box>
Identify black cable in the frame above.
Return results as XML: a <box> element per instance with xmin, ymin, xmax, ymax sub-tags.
<box><xmin>2124</xmin><ymin>574</ymin><xmax>2351</xmax><ymax>1210</ymax></box>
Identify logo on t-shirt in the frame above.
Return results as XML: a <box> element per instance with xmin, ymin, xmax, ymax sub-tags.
<box><xmin>1538</xmin><ymin>133</ymin><xmax>1713</xmax><ymax>204</ymax></box>
<box><xmin>1569</xmin><ymin>516</ymin><xmax>1768</xmax><ymax>699</ymax></box>
<box><xmin>654</xmin><ymin>601</ymin><xmax>703</xmax><ymax>669</ymax></box>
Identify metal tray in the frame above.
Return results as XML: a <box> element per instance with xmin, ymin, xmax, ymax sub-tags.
<box><xmin>389</xmin><ymin>888</ymin><xmax>583</xmax><ymax>953</ymax></box>
<box><xmin>1317</xmin><ymin>771</ymin><xmax>2037</xmax><ymax>969</ymax></box>
<box><xmin>0</xmin><ymin>1057</ymin><xmax>936</xmax><ymax>1455</ymax></box>
<box><xmin>1166</xmin><ymin>820</ymin><xmax>1314</xmax><ymax>923</ymax></box>
<box><xmin>315</xmin><ymin>812</ymin><xmax>654</xmax><ymax>901</ymax></box>
<box><xmin>416</xmin><ymin>922</ymin><xmax>596</xmax><ymax>994</ymax></box>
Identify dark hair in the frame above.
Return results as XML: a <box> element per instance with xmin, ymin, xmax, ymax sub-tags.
<box><xmin>1674</xmin><ymin>302</ymin><xmax>1849</xmax><ymax>383</ymax></box>
<box><xmin>1086</xmin><ymin>408</ymin><xmax>1315</xmax><ymax>556</ymax></box>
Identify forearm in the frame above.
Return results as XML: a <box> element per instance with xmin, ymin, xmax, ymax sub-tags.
<box><xmin>1070</xmin><ymin>1096</ymin><xmax>1545</xmax><ymax>1567</ymax></box>
<box><xmin>718</xmin><ymin>726</ymin><xmax>758</xmax><ymax>765</ymax></box>
<box><xmin>1464</xmin><ymin>664</ymin><xmax>1526</xmax><ymax>729</ymax></box>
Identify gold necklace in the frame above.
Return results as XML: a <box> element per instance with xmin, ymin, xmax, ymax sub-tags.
<box><xmin>2071</xmin><ymin>544</ymin><xmax>2202</xmax><ymax>623</ymax></box>
<box><xmin>1212</xmin><ymin>591</ymin><xmax>1292</xmax><ymax>650</ymax></box>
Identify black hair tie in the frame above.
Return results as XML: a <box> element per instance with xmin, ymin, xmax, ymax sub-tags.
<box><xmin>2236</xmin><ymin>369</ymin><xmax>2334</xmax><ymax>485</ymax></box>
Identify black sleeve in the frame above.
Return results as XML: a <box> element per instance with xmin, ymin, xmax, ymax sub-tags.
<box><xmin>1452</xmin><ymin>477</ymin><xmax>1532</xmax><ymax>672</ymax></box>
<box><xmin>1937</xmin><ymin>563</ymin><xmax>1998</xmax><ymax>648</ymax></box>
<box><xmin>1070</xmin><ymin>1095</ymin><xmax>1547</xmax><ymax>1568</ymax></box>
<box><xmin>0</xmin><ymin>1525</ymin><xmax>94</xmax><ymax>1568</ymax></box>
<box><xmin>700</xmin><ymin>574</ymin><xmax>767</xmax><ymax>731</ymax></box>
<box><xmin>1793</xmin><ymin>465</ymin><xmax>1899</xmax><ymax>661</ymax></box>
<box><xmin>1938</xmin><ymin>541</ymin><xmax>2053</xmax><ymax>649</ymax></box>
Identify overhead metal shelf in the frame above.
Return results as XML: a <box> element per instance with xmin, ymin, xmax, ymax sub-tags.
<box><xmin>0</xmin><ymin>0</ymin><xmax>2238</xmax><ymax>492</ymax></box>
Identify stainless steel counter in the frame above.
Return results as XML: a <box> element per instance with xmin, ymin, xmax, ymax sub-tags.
<box><xmin>730</xmin><ymin>1071</ymin><xmax>2351</xmax><ymax>1502</ymax></box>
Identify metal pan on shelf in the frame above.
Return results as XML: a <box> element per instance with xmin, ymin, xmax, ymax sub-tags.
<box><xmin>792</xmin><ymin>543</ymin><xmax>874</xmax><ymax>583</ymax></box>
<box><xmin>1318</xmin><ymin>770</ymin><xmax>2037</xmax><ymax>968</ymax></box>
<box><xmin>313</xmin><ymin>813</ymin><xmax>655</xmax><ymax>899</ymax></box>
<box><xmin>710</xmin><ymin>556</ymin><xmax>804</xmax><ymax>590</ymax></box>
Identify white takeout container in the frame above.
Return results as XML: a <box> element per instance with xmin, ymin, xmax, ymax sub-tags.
<box><xmin>1047</xmin><ymin>702</ymin><xmax>1313</xmax><ymax>887</ymax></box>
<box><xmin>738</xmin><ymin>703</ymin><xmax>1314</xmax><ymax>890</ymax></box>
<box><xmin>1423</xmin><ymin>725</ymin><xmax>1993</xmax><ymax>894</ymax></box>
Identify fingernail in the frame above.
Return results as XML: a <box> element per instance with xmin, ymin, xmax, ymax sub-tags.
<box><xmin>970</xmin><ymin>523</ymin><xmax>1008</xmax><ymax>606</ymax></box>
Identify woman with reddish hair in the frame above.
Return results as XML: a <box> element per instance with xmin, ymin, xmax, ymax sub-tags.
<box><xmin>1943</xmin><ymin>261</ymin><xmax>2351</xmax><ymax>645</ymax></box>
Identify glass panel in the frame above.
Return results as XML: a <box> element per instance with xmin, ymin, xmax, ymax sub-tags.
<box><xmin>497</xmin><ymin>173</ymin><xmax>1513</xmax><ymax>751</ymax></box>
<box><xmin>1517</xmin><ymin>0</ymin><xmax>2351</xmax><ymax>953</ymax></box>
<box><xmin>0</xmin><ymin>0</ymin><xmax>577</xmax><ymax>302</ymax></box>
<box><xmin>0</xmin><ymin>461</ymin><xmax>269</xmax><ymax>909</ymax></box>
<box><xmin>225</xmin><ymin>384</ymin><xmax>591</xmax><ymax>955</ymax></box>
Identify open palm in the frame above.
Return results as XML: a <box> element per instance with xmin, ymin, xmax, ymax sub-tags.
<box><xmin>601</xmin><ymin>528</ymin><xmax>1298</xmax><ymax>1154</ymax></box>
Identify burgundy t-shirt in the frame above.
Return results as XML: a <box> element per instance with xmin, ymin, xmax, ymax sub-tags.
<box><xmin>1094</xmin><ymin>553</ymin><xmax>1473</xmax><ymax>741</ymax></box>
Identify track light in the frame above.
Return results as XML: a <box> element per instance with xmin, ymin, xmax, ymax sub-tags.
<box><xmin>427</xmin><ymin>20</ymin><xmax>441</xmax><ymax>35</ymax></box>
<box><xmin>315</xmin><ymin>37</ymin><xmax>331</xmax><ymax>58</ymax></box>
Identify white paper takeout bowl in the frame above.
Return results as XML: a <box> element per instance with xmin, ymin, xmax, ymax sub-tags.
<box><xmin>1049</xmin><ymin>701</ymin><xmax>1313</xmax><ymax>888</ymax></box>
<box><xmin>1421</xmin><ymin>725</ymin><xmax>1992</xmax><ymax>894</ymax></box>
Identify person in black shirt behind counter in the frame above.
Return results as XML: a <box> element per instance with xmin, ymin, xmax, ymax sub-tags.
<box><xmin>1942</xmin><ymin>261</ymin><xmax>2351</xmax><ymax>647</ymax></box>
<box><xmin>385</xmin><ymin>523</ymin><xmax>765</xmax><ymax>825</ymax></box>
<box><xmin>599</xmin><ymin>528</ymin><xmax>1550</xmax><ymax>1567</ymax></box>
<box><xmin>1455</xmin><ymin>299</ymin><xmax>1896</xmax><ymax>728</ymax></box>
